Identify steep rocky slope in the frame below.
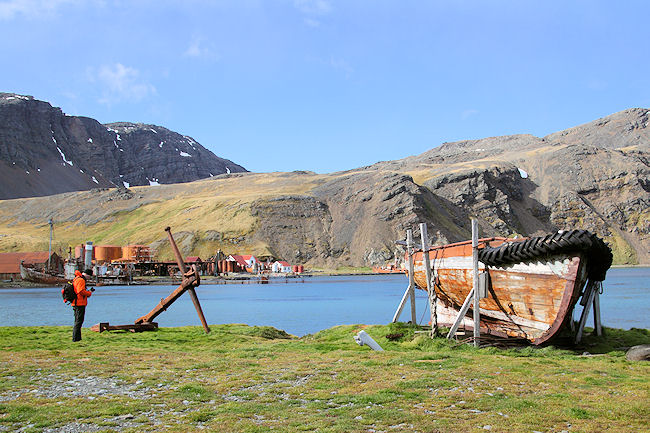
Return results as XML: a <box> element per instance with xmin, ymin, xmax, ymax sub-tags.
<box><xmin>373</xmin><ymin>108</ymin><xmax>649</xmax><ymax>264</ymax></box>
<box><xmin>0</xmin><ymin>108</ymin><xmax>647</xmax><ymax>266</ymax></box>
<box><xmin>0</xmin><ymin>93</ymin><xmax>246</xmax><ymax>199</ymax></box>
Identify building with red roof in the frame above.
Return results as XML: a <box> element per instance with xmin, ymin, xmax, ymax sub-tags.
<box><xmin>228</xmin><ymin>254</ymin><xmax>262</xmax><ymax>273</ymax></box>
<box><xmin>271</xmin><ymin>261</ymin><xmax>292</xmax><ymax>273</ymax></box>
<box><xmin>0</xmin><ymin>251</ymin><xmax>62</xmax><ymax>280</ymax></box>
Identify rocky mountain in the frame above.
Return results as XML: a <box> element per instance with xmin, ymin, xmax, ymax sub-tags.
<box><xmin>0</xmin><ymin>107</ymin><xmax>648</xmax><ymax>266</ymax></box>
<box><xmin>0</xmin><ymin>93</ymin><xmax>247</xmax><ymax>199</ymax></box>
<box><xmin>370</xmin><ymin>108</ymin><xmax>649</xmax><ymax>264</ymax></box>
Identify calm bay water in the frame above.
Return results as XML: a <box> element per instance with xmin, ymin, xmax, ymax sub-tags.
<box><xmin>0</xmin><ymin>269</ymin><xmax>648</xmax><ymax>336</ymax></box>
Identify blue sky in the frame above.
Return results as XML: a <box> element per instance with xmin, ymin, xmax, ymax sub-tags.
<box><xmin>1</xmin><ymin>1</ymin><xmax>648</xmax><ymax>173</ymax></box>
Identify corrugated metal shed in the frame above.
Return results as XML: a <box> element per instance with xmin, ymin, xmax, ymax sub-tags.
<box><xmin>0</xmin><ymin>252</ymin><xmax>59</xmax><ymax>276</ymax></box>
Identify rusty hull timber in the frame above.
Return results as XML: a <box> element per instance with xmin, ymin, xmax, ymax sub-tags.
<box><xmin>411</xmin><ymin>238</ymin><xmax>589</xmax><ymax>345</ymax></box>
<box><xmin>134</xmin><ymin>226</ymin><xmax>210</xmax><ymax>333</ymax></box>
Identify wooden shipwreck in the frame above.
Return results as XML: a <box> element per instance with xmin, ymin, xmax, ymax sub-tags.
<box><xmin>408</xmin><ymin>229</ymin><xmax>612</xmax><ymax>345</ymax></box>
<box><xmin>20</xmin><ymin>262</ymin><xmax>68</xmax><ymax>285</ymax></box>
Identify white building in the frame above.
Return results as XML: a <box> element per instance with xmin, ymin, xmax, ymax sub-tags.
<box><xmin>271</xmin><ymin>260</ymin><xmax>292</xmax><ymax>273</ymax></box>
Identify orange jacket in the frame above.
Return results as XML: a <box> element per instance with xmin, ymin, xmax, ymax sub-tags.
<box><xmin>72</xmin><ymin>270</ymin><xmax>92</xmax><ymax>306</ymax></box>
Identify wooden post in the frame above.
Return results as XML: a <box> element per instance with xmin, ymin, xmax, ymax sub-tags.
<box><xmin>392</xmin><ymin>286</ymin><xmax>412</xmax><ymax>323</ymax></box>
<box><xmin>575</xmin><ymin>281</ymin><xmax>596</xmax><ymax>343</ymax></box>
<box><xmin>407</xmin><ymin>229</ymin><xmax>417</xmax><ymax>324</ymax></box>
<box><xmin>393</xmin><ymin>229</ymin><xmax>418</xmax><ymax>323</ymax></box>
<box><xmin>593</xmin><ymin>282</ymin><xmax>602</xmax><ymax>336</ymax></box>
<box><xmin>472</xmin><ymin>218</ymin><xmax>480</xmax><ymax>347</ymax></box>
<box><xmin>447</xmin><ymin>288</ymin><xmax>475</xmax><ymax>339</ymax></box>
<box><xmin>420</xmin><ymin>223</ymin><xmax>437</xmax><ymax>337</ymax></box>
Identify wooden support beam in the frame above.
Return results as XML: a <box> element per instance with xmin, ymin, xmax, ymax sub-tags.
<box><xmin>472</xmin><ymin>218</ymin><xmax>480</xmax><ymax>347</ymax></box>
<box><xmin>406</xmin><ymin>229</ymin><xmax>417</xmax><ymax>324</ymax></box>
<box><xmin>447</xmin><ymin>288</ymin><xmax>475</xmax><ymax>339</ymax></box>
<box><xmin>392</xmin><ymin>286</ymin><xmax>412</xmax><ymax>323</ymax></box>
<box><xmin>593</xmin><ymin>283</ymin><xmax>602</xmax><ymax>336</ymax></box>
<box><xmin>420</xmin><ymin>223</ymin><xmax>437</xmax><ymax>336</ymax></box>
<box><xmin>392</xmin><ymin>230</ymin><xmax>417</xmax><ymax>324</ymax></box>
<box><xmin>575</xmin><ymin>281</ymin><xmax>597</xmax><ymax>343</ymax></box>
<box><xmin>392</xmin><ymin>229</ymin><xmax>417</xmax><ymax>324</ymax></box>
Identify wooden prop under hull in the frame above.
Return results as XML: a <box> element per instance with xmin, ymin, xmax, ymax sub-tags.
<box><xmin>411</xmin><ymin>238</ymin><xmax>589</xmax><ymax>345</ymax></box>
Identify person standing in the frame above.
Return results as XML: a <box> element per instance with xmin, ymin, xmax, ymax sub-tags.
<box><xmin>72</xmin><ymin>269</ymin><xmax>94</xmax><ymax>342</ymax></box>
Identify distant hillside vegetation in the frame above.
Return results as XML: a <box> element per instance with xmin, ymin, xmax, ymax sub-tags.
<box><xmin>0</xmin><ymin>93</ymin><xmax>247</xmax><ymax>199</ymax></box>
<box><xmin>0</xmin><ymin>106</ymin><xmax>647</xmax><ymax>267</ymax></box>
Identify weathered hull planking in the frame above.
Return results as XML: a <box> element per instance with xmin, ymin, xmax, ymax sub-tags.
<box><xmin>411</xmin><ymin>238</ymin><xmax>590</xmax><ymax>344</ymax></box>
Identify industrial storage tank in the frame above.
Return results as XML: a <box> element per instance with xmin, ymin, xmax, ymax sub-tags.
<box><xmin>94</xmin><ymin>245</ymin><xmax>122</xmax><ymax>263</ymax></box>
<box><xmin>75</xmin><ymin>244</ymin><xmax>96</xmax><ymax>261</ymax></box>
<box><xmin>122</xmin><ymin>245</ymin><xmax>152</xmax><ymax>262</ymax></box>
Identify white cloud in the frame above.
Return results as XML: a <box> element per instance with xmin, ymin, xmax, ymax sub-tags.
<box><xmin>89</xmin><ymin>63</ymin><xmax>156</xmax><ymax>105</ymax></box>
<box><xmin>329</xmin><ymin>56</ymin><xmax>353</xmax><ymax>79</ymax></box>
<box><xmin>293</xmin><ymin>0</ymin><xmax>331</xmax><ymax>15</ymax></box>
<box><xmin>183</xmin><ymin>36</ymin><xmax>219</xmax><ymax>60</ymax></box>
<box><xmin>0</xmin><ymin>0</ymin><xmax>79</xmax><ymax>20</ymax></box>
<box><xmin>311</xmin><ymin>55</ymin><xmax>354</xmax><ymax>78</ymax></box>
<box><xmin>294</xmin><ymin>1</ymin><xmax>331</xmax><ymax>28</ymax></box>
<box><xmin>303</xmin><ymin>17</ymin><xmax>320</xmax><ymax>27</ymax></box>
<box><xmin>461</xmin><ymin>109</ymin><xmax>479</xmax><ymax>120</ymax></box>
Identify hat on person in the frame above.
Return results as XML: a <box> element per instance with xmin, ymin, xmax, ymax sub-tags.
<box><xmin>83</xmin><ymin>269</ymin><xmax>93</xmax><ymax>276</ymax></box>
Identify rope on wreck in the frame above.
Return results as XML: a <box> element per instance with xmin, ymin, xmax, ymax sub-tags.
<box><xmin>477</xmin><ymin>229</ymin><xmax>613</xmax><ymax>281</ymax></box>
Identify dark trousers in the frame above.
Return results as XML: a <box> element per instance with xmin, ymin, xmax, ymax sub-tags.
<box><xmin>73</xmin><ymin>306</ymin><xmax>86</xmax><ymax>342</ymax></box>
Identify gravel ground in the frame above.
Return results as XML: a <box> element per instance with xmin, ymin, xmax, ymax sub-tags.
<box><xmin>0</xmin><ymin>374</ymin><xmax>156</xmax><ymax>402</ymax></box>
<box><xmin>0</xmin><ymin>373</ymin><xmax>182</xmax><ymax>432</ymax></box>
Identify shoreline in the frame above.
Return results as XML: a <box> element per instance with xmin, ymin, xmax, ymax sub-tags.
<box><xmin>0</xmin><ymin>271</ymin><xmax>405</xmax><ymax>289</ymax></box>
<box><xmin>2</xmin><ymin>265</ymin><xmax>645</xmax><ymax>289</ymax></box>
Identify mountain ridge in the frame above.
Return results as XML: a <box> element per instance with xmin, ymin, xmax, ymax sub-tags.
<box><xmin>0</xmin><ymin>93</ymin><xmax>247</xmax><ymax>199</ymax></box>
<box><xmin>0</xmin><ymin>100</ymin><xmax>648</xmax><ymax>266</ymax></box>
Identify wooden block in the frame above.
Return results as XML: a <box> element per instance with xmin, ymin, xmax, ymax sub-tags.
<box><xmin>91</xmin><ymin>322</ymin><xmax>158</xmax><ymax>333</ymax></box>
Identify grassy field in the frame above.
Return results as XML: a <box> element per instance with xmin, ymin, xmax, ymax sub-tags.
<box><xmin>0</xmin><ymin>171</ymin><xmax>332</xmax><ymax>260</ymax></box>
<box><xmin>0</xmin><ymin>324</ymin><xmax>648</xmax><ymax>433</ymax></box>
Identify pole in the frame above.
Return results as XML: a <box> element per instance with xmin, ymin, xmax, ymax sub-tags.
<box><xmin>472</xmin><ymin>218</ymin><xmax>480</xmax><ymax>347</ymax></box>
<box><xmin>593</xmin><ymin>284</ymin><xmax>602</xmax><ymax>336</ymax></box>
<box><xmin>47</xmin><ymin>219</ymin><xmax>53</xmax><ymax>271</ymax></box>
<box><xmin>420</xmin><ymin>223</ymin><xmax>437</xmax><ymax>337</ymax></box>
<box><xmin>575</xmin><ymin>281</ymin><xmax>596</xmax><ymax>343</ymax></box>
<box><xmin>406</xmin><ymin>229</ymin><xmax>417</xmax><ymax>324</ymax></box>
<box><xmin>392</xmin><ymin>286</ymin><xmax>412</xmax><ymax>323</ymax></box>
